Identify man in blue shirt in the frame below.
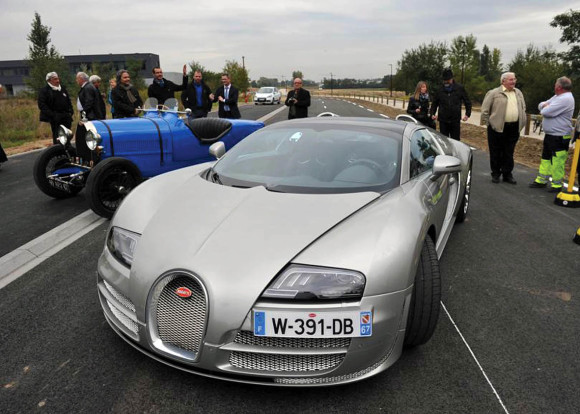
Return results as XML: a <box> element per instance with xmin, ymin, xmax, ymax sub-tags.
<box><xmin>530</xmin><ymin>77</ymin><xmax>575</xmax><ymax>192</ymax></box>
<box><xmin>181</xmin><ymin>70</ymin><xmax>214</xmax><ymax>118</ymax></box>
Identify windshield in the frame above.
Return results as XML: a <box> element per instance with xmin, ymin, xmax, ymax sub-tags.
<box><xmin>258</xmin><ymin>87</ymin><xmax>274</xmax><ymax>94</ymax></box>
<box><xmin>212</xmin><ymin>123</ymin><xmax>401</xmax><ymax>194</ymax></box>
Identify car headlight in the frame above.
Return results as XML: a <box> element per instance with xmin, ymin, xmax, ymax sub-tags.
<box><xmin>107</xmin><ymin>226</ymin><xmax>141</xmax><ymax>267</ymax></box>
<box><xmin>262</xmin><ymin>265</ymin><xmax>366</xmax><ymax>300</ymax></box>
<box><xmin>86</xmin><ymin>129</ymin><xmax>102</xmax><ymax>150</ymax></box>
<box><xmin>57</xmin><ymin>125</ymin><xmax>73</xmax><ymax>146</ymax></box>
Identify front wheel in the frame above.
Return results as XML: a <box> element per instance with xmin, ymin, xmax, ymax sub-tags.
<box><xmin>456</xmin><ymin>159</ymin><xmax>472</xmax><ymax>223</ymax></box>
<box><xmin>404</xmin><ymin>237</ymin><xmax>441</xmax><ymax>348</ymax></box>
<box><xmin>85</xmin><ymin>157</ymin><xmax>142</xmax><ymax>219</ymax></box>
<box><xmin>33</xmin><ymin>145</ymin><xmax>83</xmax><ymax>199</ymax></box>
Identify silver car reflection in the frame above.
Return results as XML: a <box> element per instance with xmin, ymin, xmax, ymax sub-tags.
<box><xmin>97</xmin><ymin>117</ymin><xmax>473</xmax><ymax>386</ymax></box>
<box><xmin>253</xmin><ymin>87</ymin><xmax>281</xmax><ymax>105</ymax></box>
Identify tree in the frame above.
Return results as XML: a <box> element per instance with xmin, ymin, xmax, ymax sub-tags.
<box><xmin>292</xmin><ymin>70</ymin><xmax>304</xmax><ymax>80</ymax></box>
<box><xmin>550</xmin><ymin>9</ymin><xmax>580</xmax><ymax>76</ymax></box>
<box><xmin>395</xmin><ymin>41</ymin><xmax>448</xmax><ymax>93</ymax></box>
<box><xmin>125</xmin><ymin>57</ymin><xmax>146</xmax><ymax>90</ymax></box>
<box><xmin>223</xmin><ymin>60</ymin><xmax>249</xmax><ymax>93</ymax></box>
<box><xmin>24</xmin><ymin>12</ymin><xmax>70</xmax><ymax>96</ymax></box>
<box><xmin>508</xmin><ymin>45</ymin><xmax>565</xmax><ymax>113</ymax></box>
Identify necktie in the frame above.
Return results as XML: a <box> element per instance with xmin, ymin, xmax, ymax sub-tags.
<box><xmin>224</xmin><ymin>87</ymin><xmax>230</xmax><ymax>111</ymax></box>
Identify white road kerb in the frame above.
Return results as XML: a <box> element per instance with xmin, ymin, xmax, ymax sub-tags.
<box><xmin>0</xmin><ymin>210</ymin><xmax>106</xmax><ymax>289</ymax></box>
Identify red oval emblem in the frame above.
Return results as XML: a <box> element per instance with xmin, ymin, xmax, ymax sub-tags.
<box><xmin>308</xmin><ymin>313</ymin><xmax>317</xmax><ymax>318</ymax></box>
<box><xmin>175</xmin><ymin>287</ymin><xmax>192</xmax><ymax>298</ymax></box>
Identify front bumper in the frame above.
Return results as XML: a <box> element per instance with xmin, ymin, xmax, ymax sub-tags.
<box><xmin>97</xmin><ymin>247</ymin><xmax>412</xmax><ymax>386</ymax></box>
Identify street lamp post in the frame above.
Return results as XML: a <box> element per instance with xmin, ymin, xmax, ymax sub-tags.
<box><xmin>458</xmin><ymin>40</ymin><xmax>466</xmax><ymax>84</ymax></box>
<box><xmin>281</xmin><ymin>75</ymin><xmax>286</xmax><ymax>92</ymax></box>
<box><xmin>389</xmin><ymin>64</ymin><xmax>393</xmax><ymax>97</ymax></box>
<box><xmin>330</xmin><ymin>72</ymin><xmax>334</xmax><ymax>96</ymax></box>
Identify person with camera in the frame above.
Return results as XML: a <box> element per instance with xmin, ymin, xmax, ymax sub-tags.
<box><xmin>285</xmin><ymin>78</ymin><xmax>311</xmax><ymax>119</ymax></box>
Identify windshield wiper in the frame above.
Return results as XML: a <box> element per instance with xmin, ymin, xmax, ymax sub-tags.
<box><xmin>211</xmin><ymin>170</ymin><xmax>222</xmax><ymax>184</ymax></box>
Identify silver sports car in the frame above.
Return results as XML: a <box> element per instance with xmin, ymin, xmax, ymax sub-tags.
<box><xmin>97</xmin><ymin>116</ymin><xmax>472</xmax><ymax>386</ymax></box>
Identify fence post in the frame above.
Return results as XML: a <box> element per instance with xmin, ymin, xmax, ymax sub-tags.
<box><xmin>525</xmin><ymin>114</ymin><xmax>531</xmax><ymax>136</ymax></box>
<box><xmin>402</xmin><ymin>99</ymin><xmax>406</xmax><ymax>109</ymax></box>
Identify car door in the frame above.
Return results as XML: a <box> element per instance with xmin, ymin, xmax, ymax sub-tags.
<box><xmin>408</xmin><ymin>128</ymin><xmax>450</xmax><ymax>244</ymax></box>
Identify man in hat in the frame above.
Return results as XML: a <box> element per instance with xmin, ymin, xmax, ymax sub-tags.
<box><xmin>430</xmin><ymin>68</ymin><xmax>471</xmax><ymax>141</ymax></box>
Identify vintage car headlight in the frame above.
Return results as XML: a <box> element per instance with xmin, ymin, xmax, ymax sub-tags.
<box><xmin>57</xmin><ymin>125</ymin><xmax>73</xmax><ymax>145</ymax></box>
<box><xmin>107</xmin><ymin>227</ymin><xmax>141</xmax><ymax>267</ymax></box>
<box><xmin>262</xmin><ymin>265</ymin><xmax>365</xmax><ymax>300</ymax></box>
<box><xmin>86</xmin><ymin>129</ymin><xmax>102</xmax><ymax>150</ymax></box>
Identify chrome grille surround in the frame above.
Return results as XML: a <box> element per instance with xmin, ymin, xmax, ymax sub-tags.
<box><xmin>147</xmin><ymin>270</ymin><xmax>208</xmax><ymax>363</ymax></box>
<box><xmin>234</xmin><ymin>330</ymin><xmax>351</xmax><ymax>349</ymax></box>
<box><xmin>230</xmin><ymin>351</ymin><xmax>344</xmax><ymax>372</ymax></box>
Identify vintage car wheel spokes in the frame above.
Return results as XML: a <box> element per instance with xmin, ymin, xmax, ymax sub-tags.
<box><xmin>404</xmin><ymin>237</ymin><xmax>441</xmax><ymax>348</ymax></box>
<box><xmin>86</xmin><ymin>157</ymin><xmax>142</xmax><ymax>219</ymax></box>
<box><xmin>33</xmin><ymin>145</ymin><xmax>83</xmax><ymax>199</ymax></box>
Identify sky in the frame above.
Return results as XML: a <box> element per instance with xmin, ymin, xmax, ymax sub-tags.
<box><xmin>2</xmin><ymin>0</ymin><xmax>579</xmax><ymax>82</ymax></box>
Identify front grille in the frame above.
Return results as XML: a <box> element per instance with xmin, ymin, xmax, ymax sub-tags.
<box><xmin>234</xmin><ymin>330</ymin><xmax>350</xmax><ymax>349</ymax></box>
<box><xmin>155</xmin><ymin>275</ymin><xmax>207</xmax><ymax>355</ymax></box>
<box><xmin>102</xmin><ymin>280</ymin><xmax>138</xmax><ymax>335</ymax></box>
<box><xmin>230</xmin><ymin>351</ymin><xmax>344</xmax><ymax>372</ymax></box>
<box><xmin>106</xmin><ymin>300</ymin><xmax>138</xmax><ymax>334</ymax></box>
<box><xmin>104</xmin><ymin>280</ymin><xmax>135</xmax><ymax>312</ymax></box>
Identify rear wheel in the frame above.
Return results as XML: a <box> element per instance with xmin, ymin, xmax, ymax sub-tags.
<box><xmin>33</xmin><ymin>145</ymin><xmax>83</xmax><ymax>198</ymax></box>
<box><xmin>85</xmin><ymin>157</ymin><xmax>141</xmax><ymax>219</ymax></box>
<box><xmin>456</xmin><ymin>159</ymin><xmax>472</xmax><ymax>223</ymax></box>
<box><xmin>404</xmin><ymin>237</ymin><xmax>441</xmax><ymax>347</ymax></box>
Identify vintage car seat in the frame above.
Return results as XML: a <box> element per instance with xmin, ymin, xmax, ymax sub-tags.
<box><xmin>187</xmin><ymin>118</ymin><xmax>232</xmax><ymax>145</ymax></box>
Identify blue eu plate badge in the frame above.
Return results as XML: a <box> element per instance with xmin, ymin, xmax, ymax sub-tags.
<box><xmin>360</xmin><ymin>311</ymin><xmax>372</xmax><ymax>336</ymax></box>
<box><xmin>254</xmin><ymin>311</ymin><xmax>266</xmax><ymax>336</ymax></box>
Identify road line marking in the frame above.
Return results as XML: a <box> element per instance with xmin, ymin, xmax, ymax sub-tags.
<box><xmin>257</xmin><ymin>105</ymin><xmax>287</xmax><ymax>123</ymax></box>
<box><xmin>380</xmin><ymin>114</ymin><xmax>389</xmax><ymax>118</ymax></box>
<box><xmin>0</xmin><ymin>210</ymin><xmax>106</xmax><ymax>289</ymax></box>
<box><xmin>367</xmin><ymin>109</ymin><xmax>375</xmax><ymax>113</ymax></box>
<box><xmin>442</xmin><ymin>302</ymin><xmax>510</xmax><ymax>414</ymax></box>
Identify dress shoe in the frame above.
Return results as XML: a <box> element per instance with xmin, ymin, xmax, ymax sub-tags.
<box><xmin>503</xmin><ymin>176</ymin><xmax>517</xmax><ymax>184</ymax></box>
<box><xmin>529</xmin><ymin>181</ymin><xmax>547</xmax><ymax>188</ymax></box>
<box><xmin>491</xmin><ymin>176</ymin><xmax>500</xmax><ymax>183</ymax></box>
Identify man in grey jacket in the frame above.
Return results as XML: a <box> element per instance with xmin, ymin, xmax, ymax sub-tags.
<box><xmin>529</xmin><ymin>76</ymin><xmax>575</xmax><ymax>192</ymax></box>
<box><xmin>481</xmin><ymin>72</ymin><xmax>527</xmax><ymax>184</ymax></box>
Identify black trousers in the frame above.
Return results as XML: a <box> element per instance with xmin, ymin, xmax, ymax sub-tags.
<box><xmin>439</xmin><ymin>121</ymin><xmax>461</xmax><ymax>141</ymax></box>
<box><xmin>49</xmin><ymin>114</ymin><xmax>73</xmax><ymax>144</ymax></box>
<box><xmin>487</xmin><ymin>122</ymin><xmax>519</xmax><ymax>178</ymax></box>
<box><xmin>191</xmin><ymin>107</ymin><xmax>208</xmax><ymax>119</ymax></box>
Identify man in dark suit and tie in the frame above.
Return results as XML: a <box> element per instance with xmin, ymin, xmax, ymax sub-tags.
<box><xmin>214</xmin><ymin>74</ymin><xmax>241</xmax><ymax>119</ymax></box>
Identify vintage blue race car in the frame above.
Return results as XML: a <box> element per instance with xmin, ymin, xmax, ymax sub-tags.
<box><xmin>33</xmin><ymin>98</ymin><xmax>264</xmax><ymax>218</ymax></box>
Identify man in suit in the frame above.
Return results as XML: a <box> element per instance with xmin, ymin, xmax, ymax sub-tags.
<box><xmin>285</xmin><ymin>78</ymin><xmax>311</xmax><ymax>119</ymax></box>
<box><xmin>89</xmin><ymin>75</ymin><xmax>107</xmax><ymax>120</ymax></box>
<box><xmin>214</xmin><ymin>74</ymin><xmax>241</xmax><ymax>119</ymax></box>
<box><xmin>37</xmin><ymin>72</ymin><xmax>74</xmax><ymax>144</ymax></box>
<box><xmin>148</xmin><ymin>65</ymin><xmax>187</xmax><ymax>105</ymax></box>
<box><xmin>76</xmin><ymin>72</ymin><xmax>104</xmax><ymax>120</ymax></box>
<box><xmin>182</xmin><ymin>70</ymin><xmax>214</xmax><ymax>118</ymax></box>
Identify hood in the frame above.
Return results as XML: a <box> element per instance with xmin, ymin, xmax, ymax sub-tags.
<box><xmin>127</xmin><ymin>174</ymin><xmax>379</xmax><ymax>334</ymax></box>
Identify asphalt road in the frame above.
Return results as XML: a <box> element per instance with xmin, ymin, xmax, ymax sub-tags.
<box><xmin>1</xmin><ymin>98</ymin><xmax>579</xmax><ymax>413</ymax></box>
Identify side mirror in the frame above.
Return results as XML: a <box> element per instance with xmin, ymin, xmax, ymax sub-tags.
<box><xmin>431</xmin><ymin>155</ymin><xmax>462</xmax><ymax>180</ymax></box>
<box><xmin>395</xmin><ymin>114</ymin><xmax>418</xmax><ymax>124</ymax></box>
<box><xmin>209</xmin><ymin>141</ymin><xmax>226</xmax><ymax>160</ymax></box>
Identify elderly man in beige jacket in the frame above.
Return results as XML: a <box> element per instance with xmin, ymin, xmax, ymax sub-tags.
<box><xmin>481</xmin><ymin>72</ymin><xmax>527</xmax><ymax>184</ymax></box>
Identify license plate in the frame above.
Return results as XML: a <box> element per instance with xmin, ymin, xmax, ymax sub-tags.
<box><xmin>253</xmin><ymin>310</ymin><xmax>372</xmax><ymax>338</ymax></box>
<box><xmin>48</xmin><ymin>176</ymin><xmax>72</xmax><ymax>192</ymax></box>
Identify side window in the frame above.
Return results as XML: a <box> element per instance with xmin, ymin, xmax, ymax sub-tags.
<box><xmin>409</xmin><ymin>130</ymin><xmax>441</xmax><ymax>178</ymax></box>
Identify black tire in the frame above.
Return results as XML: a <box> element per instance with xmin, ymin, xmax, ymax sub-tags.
<box><xmin>456</xmin><ymin>159</ymin><xmax>472</xmax><ymax>223</ymax></box>
<box><xmin>33</xmin><ymin>145</ymin><xmax>82</xmax><ymax>199</ymax></box>
<box><xmin>85</xmin><ymin>157</ymin><xmax>141</xmax><ymax>219</ymax></box>
<box><xmin>404</xmin><ymin>237</ymin><xmax>441</xmax><ymax>348</ymax></box>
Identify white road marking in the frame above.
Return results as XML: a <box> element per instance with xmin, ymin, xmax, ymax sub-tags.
<box><xmin>441</xmin><ymin>302</ymin><xmax>510</xmax><ymax>414</ymax></box>
<box><xmin>0</xmin><ymin>210</ymin><xmax>106</xmax><ymax>289</ymax></box>
<box><xmin>380</xmin><ymin>114</ymin><xmax>389</xmax><ymax>118</ymax></box>
<box><xmin>367</xmin><ymin>109</ymin><xmax>374</xmax><ymax>113</ymax></box>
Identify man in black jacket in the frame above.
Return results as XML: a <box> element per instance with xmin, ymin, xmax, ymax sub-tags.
<box><xmin>76</xmin><ymin>72</ymin><xmax>104</xmax><ymax>120</ymax></box>
<box><xmin>214</xmin><ymin>74</ymin><xmax>241</xmax><ymax>119</ymax></box>
<box><xmin>148</xmin><ymin>65</ymin><xmax>187</xmax><ymax>105</ymax></box>
<box><xmin>90</xmin><ymin>75</ymin><xmax>107</xmax><ymax>120</ymax></box>
<box><xmin>430</xmin><ymin>69</ymin><xmax>471</xmax><ymax>140</ymax></box>
<box><xmin>285</xmin><ymin>78</ymin><xmax>311</xmax><ymax>119</ymax></box>
<box><xmin>111</xmin><ymin>70</ymin><xmax>143</xmax><ymax>118</ymax></box>
<box><xmin>181</xmin><ymin>70</ymin><xmax>214</xmax><ymax>118</ymax></box>
<box><xmin>37</xmin><ymin>72</ymin><xmax>74</xmax><ymax>144</ymax></box>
